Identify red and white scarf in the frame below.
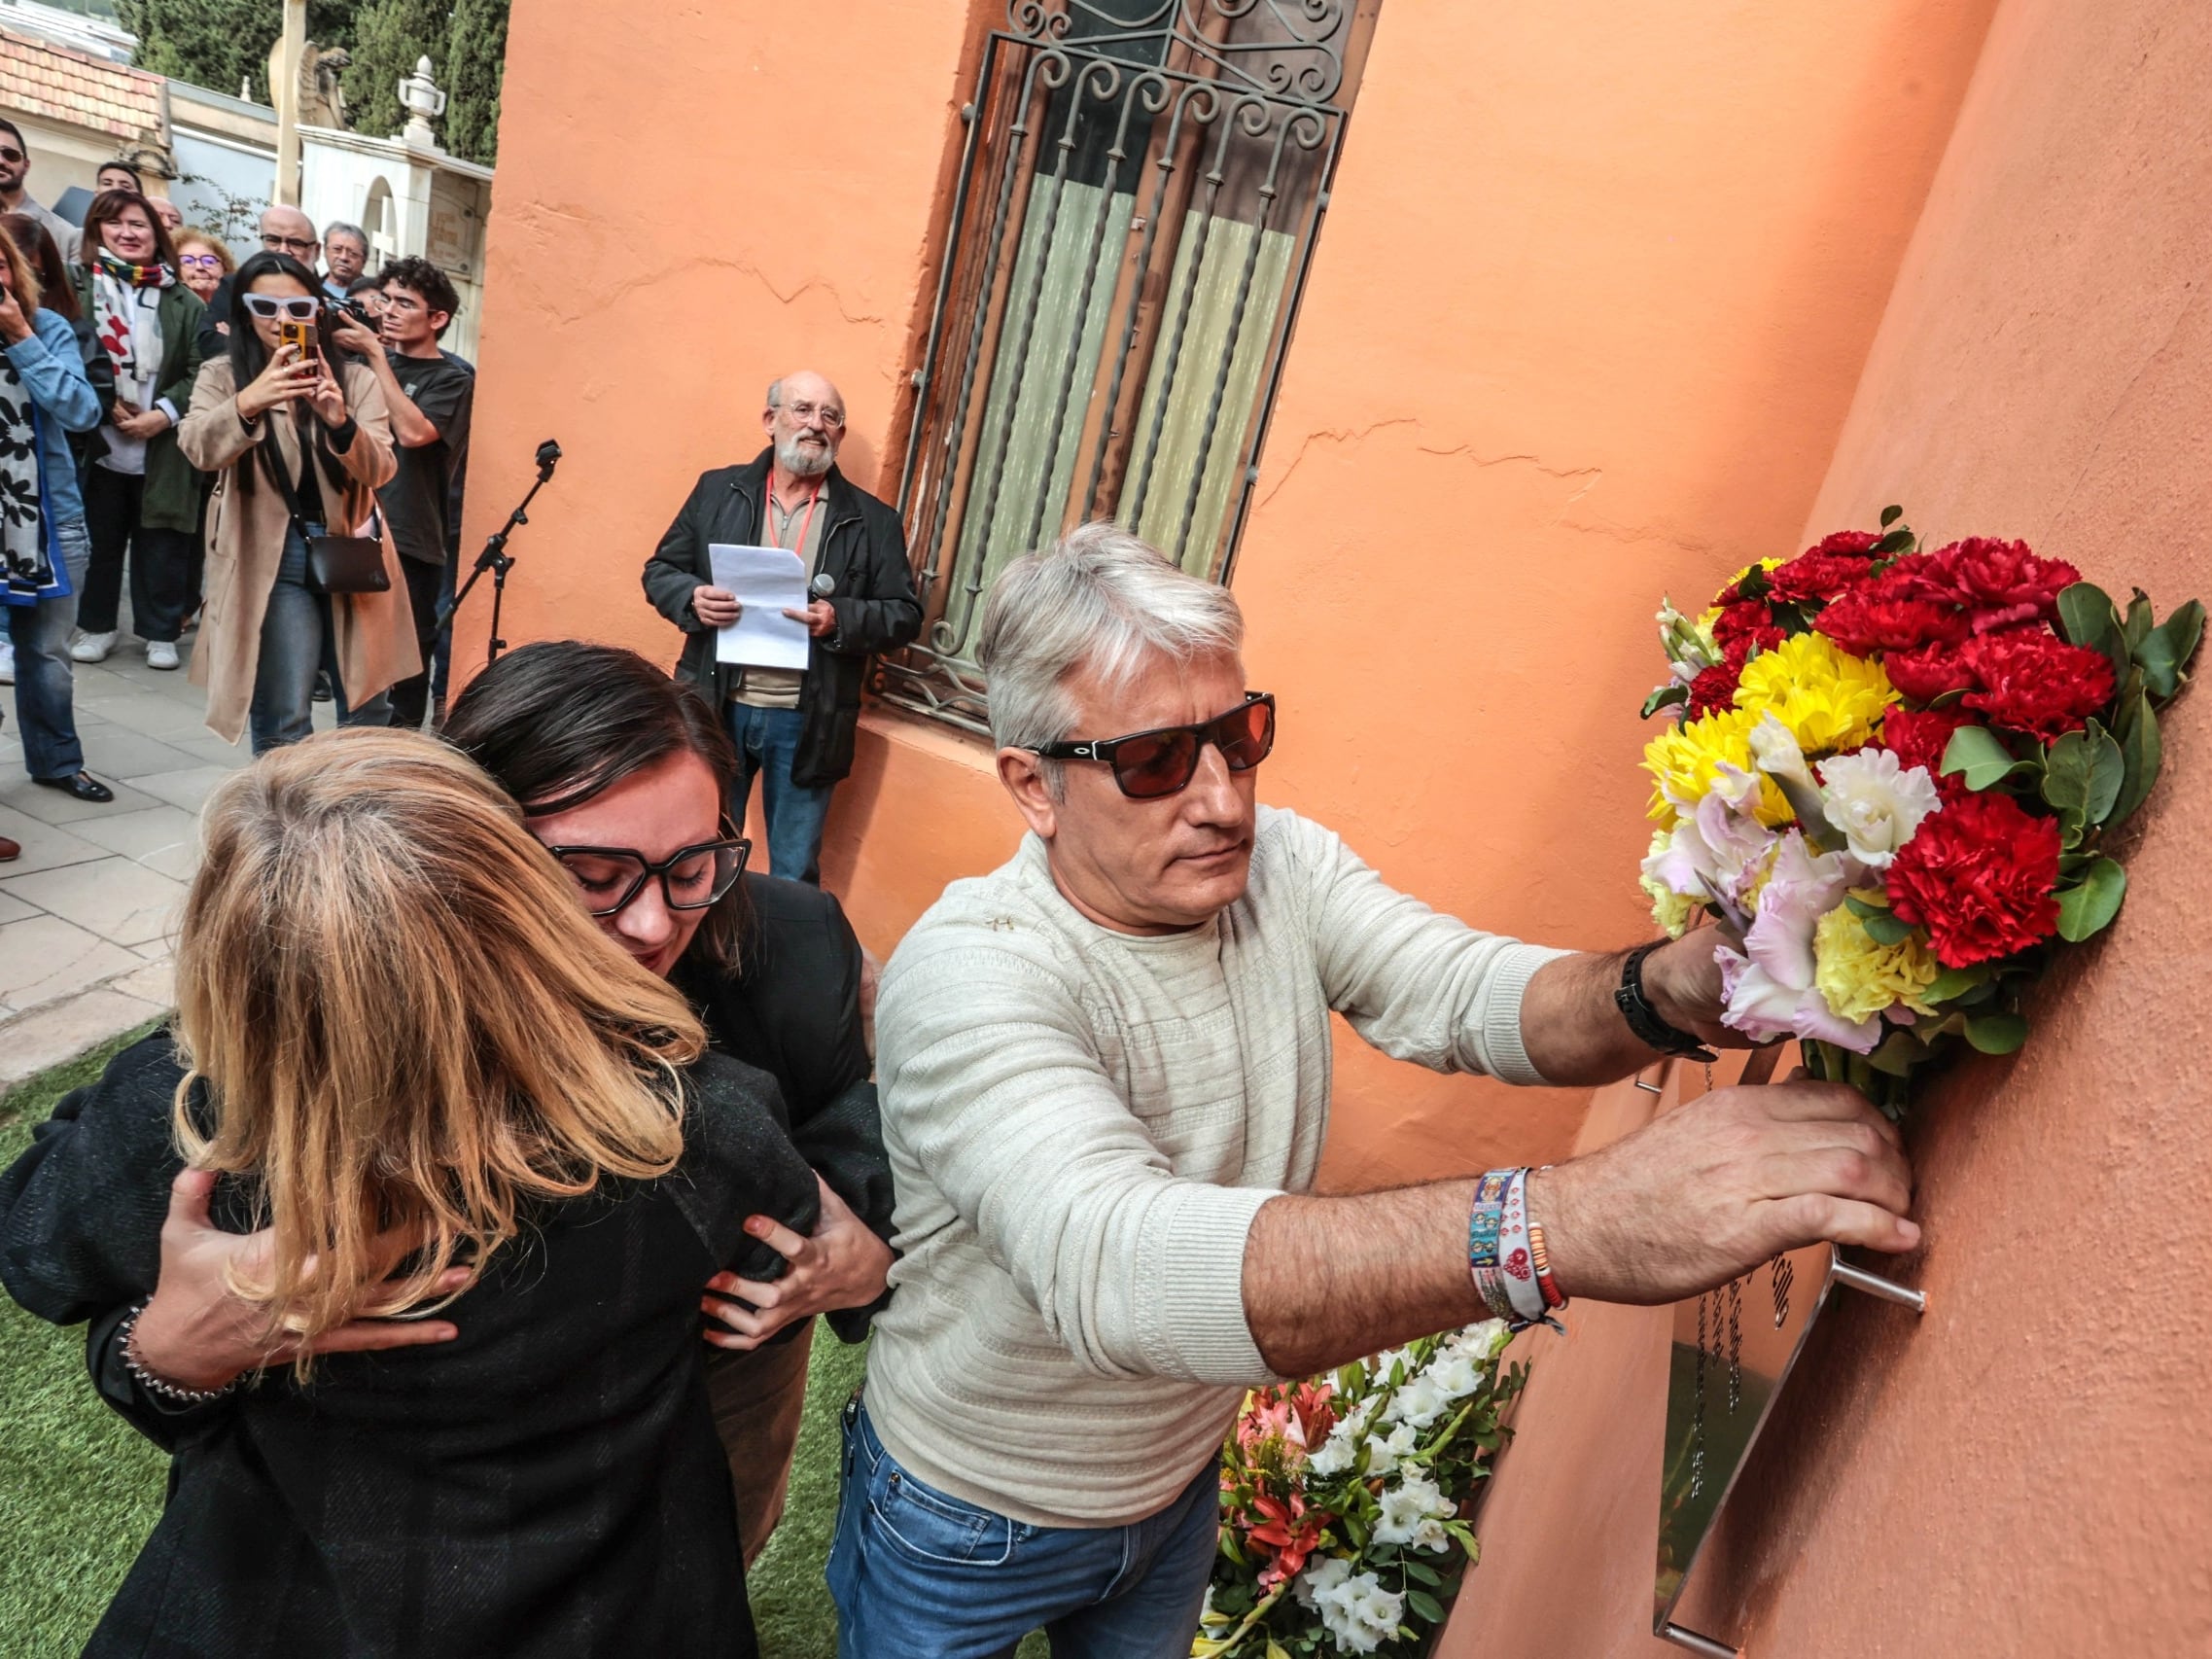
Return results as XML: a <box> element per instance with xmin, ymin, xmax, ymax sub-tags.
<box><xmin>90</xmin><ymin>251</ymin><xmax>172</xmax><ymax>473</ymax></box>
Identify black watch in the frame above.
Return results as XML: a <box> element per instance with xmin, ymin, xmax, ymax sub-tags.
<box><xmin>1615</xmin><ymin>941</ymin><xmax>1718</xmax><ymax>1062</ymax></box>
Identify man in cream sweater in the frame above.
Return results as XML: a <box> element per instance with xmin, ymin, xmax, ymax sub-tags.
<box><xmin>832</xmin><ymin>524</ymin><xmax>1917</xmax><ymax>1657</ymax></box>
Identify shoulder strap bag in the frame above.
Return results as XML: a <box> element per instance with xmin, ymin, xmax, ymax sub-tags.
<box><xmin>262</xmin><ymin>420</ymin><xmax>390</xmax><ymax>595</ymax></box>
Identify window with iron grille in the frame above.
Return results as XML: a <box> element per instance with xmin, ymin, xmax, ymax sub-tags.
<box><xmin>883</xmin><ymin>0</ymin><xmax>1374</xmax><ymax>733</ymax></box>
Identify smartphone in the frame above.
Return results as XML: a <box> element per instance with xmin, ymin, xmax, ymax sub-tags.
<box><xmin>277</xmin><ymin>316</ymin><xmax>318</xmax><ymax>361</ymax></box>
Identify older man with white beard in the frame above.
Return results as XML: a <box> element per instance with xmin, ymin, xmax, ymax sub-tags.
<box><xmin>645</xmin><ymin>370</ymin><xmax>921</xmax><ymax>882</ymax></box>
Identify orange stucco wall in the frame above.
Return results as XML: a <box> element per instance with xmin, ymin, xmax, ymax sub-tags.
<box><xmin>1447</xmin><ymin>1</ymin><xmax>2212</xmax><ymax>1652</ymax></box>
<box><xmin>461</xmin><ymin>0</ymin><xmax>1994</xmax><ymax>1185</ymax></box>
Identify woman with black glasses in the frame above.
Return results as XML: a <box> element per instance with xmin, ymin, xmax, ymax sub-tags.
<box><xmin>177</xmin><ymin>251</ymin><xmax>416</xmax><ymax>753</ymax></box>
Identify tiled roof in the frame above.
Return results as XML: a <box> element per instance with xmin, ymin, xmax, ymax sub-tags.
<box><xmin>0</xmin><ymin>25</ymin><xmax>164</xmax><ymax>143</ymax></box>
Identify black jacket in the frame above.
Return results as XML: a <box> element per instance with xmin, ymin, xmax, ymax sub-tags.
<box><xmin>642</xmin><ymin>448</ymin><xmax>922</xmax><ymax>787</ymax></box>
<box><xmin>0</xmin><ymin>1037</ymin><xmax>819</xmax><ymax>1659</ymax></box>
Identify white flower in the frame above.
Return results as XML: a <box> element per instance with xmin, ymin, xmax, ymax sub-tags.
<box><xmin>1305</xmin><ymin>1430</ymin><xmax>1358</xmax><ymax>1478</ymax></box>
<box><xmin>1445</xmin><ymin>1319</ymin><xmax>1510</xmax><ymax>1363</ymax></box>
<box><xmin>1360</xmin><ymin>1422</ymin><xmax>1420</xmax><ymax>1478</ymax></box>
<box><xmin>1816</xmin><ymin>749</ymin><xmax>1941</xmax><ymax>869</ymax></box>
<box><xmin>1384</xmin><ymin>1371</ymin><xmax>1451</xmax><ymax>1430</ymax></box>
<box><xmin>1747</xmin><ymin>711</ymin><xmax>1816</xmax><ymax>792</ymax></box>
<box><xmin>1316</xmin><ymin>1570</ymin><xmax>1406</xmax><ymax>1653</ymax></box>
<box><xmin>1423</xmin><ymin>1351</ymin><xmax>1481</xmax><ymax>1400</ymax></box>
<box><xmin>1295</xmin><ymin>1553</ymin><xmax>1354</xmax><ymax>1610</ymax></box>
<box><xmin>1373</xmin><ymin>1471</ymin><xmax>1455</xmax><ymax>1551</ymax></box>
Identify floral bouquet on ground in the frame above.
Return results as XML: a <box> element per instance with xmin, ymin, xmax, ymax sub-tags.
<box><xmin>1195</xmin><ymin>1322</ymin><xmax>1527</xmax><ymax>1657</ymax></box>
<box><xmin>1638</xmin><ymin>510</ymin><xmax>2201</xmax><ymax>1113</ymax></box>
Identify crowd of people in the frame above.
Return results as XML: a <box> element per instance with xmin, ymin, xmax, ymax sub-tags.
<box><xmin>0</xmin><ymin>121</ymin><xmax>473</xmax><ymax>861</ymax></box>
<box><xmin>0</xmin><ymin>120</ymin><xmax>1923</xmax><ymax>1659</ymax></box>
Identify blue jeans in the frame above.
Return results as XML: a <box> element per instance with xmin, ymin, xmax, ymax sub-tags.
<box><xmin>248</xmin><ymin>528</ymin><xmax>392</xmax><ymax>755</ymax></box>
<box><xmin>8</xmin><ymin>520</ymin><xmax>90</xmax><ymax>780</ymax></box>
<box><xmin>826</xmin><ymin>1397</ymin><xmax>1218</xmax><ymax>1659</ymax></box>
<box><xmin>726</xmin><ymin>701</ymin><xmax>834</xmax><ymax>884</ymax></box>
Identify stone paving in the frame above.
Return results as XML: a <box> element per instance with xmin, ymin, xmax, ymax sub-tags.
<box><xmin>0</xmin><ymin>629</ymin><xmax>335</xmax><ymax>1087</ymax></box>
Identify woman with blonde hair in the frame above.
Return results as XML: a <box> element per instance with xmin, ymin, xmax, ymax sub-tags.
<box><xmin>0</xmin><ymin>727</ymin><xmax>819</xmax><ymax>1656</ymax></box>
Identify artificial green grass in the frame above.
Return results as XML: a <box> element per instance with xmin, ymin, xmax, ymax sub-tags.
<box><xmin>0</xmin><ymin>1032</ymin><xmax>911</xmax><ymax>1658</ymax></box>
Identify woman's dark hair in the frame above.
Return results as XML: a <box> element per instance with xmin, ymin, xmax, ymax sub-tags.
<box><xmin>0</xmin><ymin>212</ymin><xmax>76</xmax><ymax>321</ymax></box>
<box><xmin>226</xmin><ymin>250</ymin><xmax>350</xmax><ymax>505</ymax></box>
<box><xmin>440</xmin><ymin>641</ymin><xmax>752</xmax><ymax>971</ymax></box>
<box><xmin>83</xmin><ymin>187</ymin><xmax>180</xmax><ymax>271</ymax></box>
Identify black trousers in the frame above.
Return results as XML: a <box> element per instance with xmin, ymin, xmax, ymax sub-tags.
<box><xmin>78</xmin><ymin>467</ymin><xmax>195</xmax><ymax>641</ymax></box>
<box><xmin>386</xmin><ymin>554</ymin><xmax>444</xmax><ymax>730</ymax></box>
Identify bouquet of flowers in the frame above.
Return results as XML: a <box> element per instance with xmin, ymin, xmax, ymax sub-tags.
<box><xmin>1195</xmin><ymin>1322</ymin><xmax>1527</xmax><ymax>1657</ymax></box>
<box><xmin>1638</xmin><ymin>510</ymin><xmax>2201</xmax><ymax>1112</ymax></box>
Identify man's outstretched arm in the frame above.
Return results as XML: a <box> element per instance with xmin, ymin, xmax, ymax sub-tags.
<box><xmin>1242</xmin><ymin>1076</ymin><xmax>1917</xmax><ymax>1377</ymax></box>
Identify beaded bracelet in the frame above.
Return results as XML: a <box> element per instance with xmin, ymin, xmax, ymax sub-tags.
<box><xmin>118</xmin><ymin>1300</ymin><xmax>244</xmax><ymax>1407</ymax></box>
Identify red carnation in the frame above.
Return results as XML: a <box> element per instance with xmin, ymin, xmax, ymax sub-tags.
<box><xmin>1816</xmin><ymin>589</ymin><xmax>1972</xmax><ymax>655</ymax></box>
<box><xmin>1884</xmin><ymin>642</ymin><xmax>1975</xmax><ymax>704</ymax></box>
<box><xmin>1770</xmin><ymin>551</ymin><xmax>1879</xmax><ymax>603</ymax></box>
<box><xmin>1885</xmin><ymin>792</ymin><xmax>2061</xmax><ymax>968</ymax></box>
<box><xmin>1888</xmin><ymin>538</ymin><xmax>2081</xmax><ymax>633</ymax></box>
<box><xmin>1881</xmin><ymin>706</ymin><xmax>1976</xmax><ymax>780</ymax></box>
<box><xmin>1806</xmin><ymin>530</ymin><xmax>1883</xmax><ymax>558</ymax></box>
<box><xmin>1687</xmin><ymin>663</ymin><xmax>1740</xmax><ymax>719</ymax></box>
<box><xmin>1957</xmin><ymin>628</ymin><xmax>2115</xmax><ymax>740</ymax></box>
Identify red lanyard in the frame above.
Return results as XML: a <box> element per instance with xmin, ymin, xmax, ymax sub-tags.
<box><xmin>765</xmin><ymin>480</ymin><xmax>822</xmax><ymax>554</ymax></box>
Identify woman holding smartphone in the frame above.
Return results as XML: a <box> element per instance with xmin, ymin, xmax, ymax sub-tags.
<box><xmin>65</xmin><ymin>189</ymin><xmax>202</xmax><ymax>675</ymax></box>
<box><xmin>0</xmin><ymin>727</ymin><xmax>820</xmax><ymax>1654</ymax></box>
<box><xmin>177</xmin><ymin>251</ymin><xmax>416</xmax><ymax>753</ymax></box>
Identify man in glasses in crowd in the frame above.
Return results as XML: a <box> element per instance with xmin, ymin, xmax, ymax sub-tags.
<box><xmin>643</xmin><ymin>370</ymin><xmax>922</xmax><ymax>884</ymax></box>
<box><xmin>193</xmin><ymin>206</ymin><xmax>327</xmax><ymax>358</ymax></box>
<box><xmin>321</xmin><ymin>220</ymin><xmax>369</xmax><ymax>303</ymax></box>
<box><xmin>0</xmin><ymin>119</ymin><xmax>80</xmax><ymax>264</ymax></box>
<box><xmin>830</xmin><ymin>522</ymin><xmax>1921</xmax><ymax>1657</ymax></box>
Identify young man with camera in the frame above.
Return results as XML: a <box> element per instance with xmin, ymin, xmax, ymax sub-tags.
<box><xmin>330</xmin><ymin>257</ymin><xmax>473</xmax><ymax>730</ymax></box>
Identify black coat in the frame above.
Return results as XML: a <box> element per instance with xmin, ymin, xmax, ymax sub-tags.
<box><xmin>676</xmin><ymin>874</ymin><xmax>895</xmax><ymax>1344</ymax></box>
<box><xmin>0</xmin><ymin>1037</ymin><xmax>820</xmax><ymax>1659</ymax></box>
<box><xmin>642</xmin><ymin>448</ymin><xmax>922</xmax><ymax>787</ymax></box>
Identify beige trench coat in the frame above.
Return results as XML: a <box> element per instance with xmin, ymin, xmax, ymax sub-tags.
<box><xmin>176</xmin><ymin>357</ymin><xmax>419</xmax><ymax>745</ymax></box>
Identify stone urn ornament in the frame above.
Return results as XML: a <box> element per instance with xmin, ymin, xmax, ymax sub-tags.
<box><xmin>399</xmin><ymin>55</ymin><xmax>447</xmax><ymax>150</ymax></box>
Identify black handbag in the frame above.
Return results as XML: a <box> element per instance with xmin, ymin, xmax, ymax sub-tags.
<box><xmin>263</xmin><ymin>422</ymin><xmax>390</xmax><ymax>595</ymax></box>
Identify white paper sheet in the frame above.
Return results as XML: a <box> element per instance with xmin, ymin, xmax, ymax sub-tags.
<box><xmin>708</xmin><ymin>544</ymin><xmax>812</xmax><ymax>669</ymax></box>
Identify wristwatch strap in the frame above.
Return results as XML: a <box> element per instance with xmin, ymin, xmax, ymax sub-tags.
<box><xmin>1615</xmin><ymin>941</ymin><xmax>1718</xmax><ymax>1062</ymax></box>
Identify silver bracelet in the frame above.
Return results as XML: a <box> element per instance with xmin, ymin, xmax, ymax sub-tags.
<box><xmin>118</xmin><ymin>1299</ymin><xmax>244</xmax><ymax>1406</ymax></box>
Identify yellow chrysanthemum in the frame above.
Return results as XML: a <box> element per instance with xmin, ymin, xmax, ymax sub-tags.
<box><xmin>1641</xmin><ymin>708</ymin><xmax>1792</xmax><ymax>829</ymax></box>
<box><xmin>1722</xmin><ymin>555</ymin><xmax>1784</xmax><ymax>593</ymax></box>
<box><xmin>1813</xmin><ymin>897</ymin><xmax>1939</xmax><ymax>1024</ymax></box>
<box><xmin>1733</xmin><ymin>632</ymin><xmax>1898</xmax><ymax>757</ymax></box>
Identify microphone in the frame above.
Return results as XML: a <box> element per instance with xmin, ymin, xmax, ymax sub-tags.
<box><xmin>810</xmin><ymin>573</ymin><xmax>835</xmax><ymax>600</ymax></box>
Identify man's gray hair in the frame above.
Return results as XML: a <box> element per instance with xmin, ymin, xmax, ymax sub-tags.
<box><xmin>978</xmin><ymin>521</ymin><xmax>1245</xmax><ymax>757</ymax></box>
<box><xmin>324</xmin><ymin>220</ymin><xmax>369</xmax><ymax>248</ymax></box>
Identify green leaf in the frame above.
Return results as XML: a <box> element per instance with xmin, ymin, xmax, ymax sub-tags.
<box><xmin>1641</xmin><ymin>684</ymin><xmax>1689</xmax><ymax>720</ymax></box>
<box><xmin>1964</xmin><ymin>1011</ymin><xmax>2029</xmax><ymax>1055</ymax></box>
<box><xmin>2056</xmin><ymin>857</ymin><xmax>2126</xmax><ymax>942</ymax></box>
<box><xmin>2041</xmin><ymin>720</ymin><xmax>2124</xmax><ymax>832</ymax></box>
<box><xmin>1863</xmin><ymin>909</ymin><xmax>1914</xmax><ymax>945</ymax></box>
<box><xmin>1736</xmin><ymin>566</ymin><xmax>1772</xmax><ymax>602</ymax></box>
<box><xmin>1873</xmin><ymin>526</ymin><xmax>1915</xmax><ymax>555</ymax></box>
<box><xmin>1879</xmin><ymin>505</ymin><xmax>1904</xmax><ymax>528</ymax></box>
<box><xmin>1941</xmin><ymin>724</ymin><xmax>2039</xmax><ymax>791</ymax></box>
<box><xmin>2135</xmin><ymin>599</ymin><xmax>2204</xmax><ymax>700</ymax></box>
<box><xmin>2058</xmin><ymin>582</ymin><xmax>2131</xmax><ymax>686</ymax></box>
<box><xmin>2108</xmin><ymin>692</ymin><xmax>2163</xmax><ymax>823</ymax></box>
<box><xmin>1924</xmin><ymin>964</ymin><xmax>1990</xmax><ymax>1004</ymax></box>
<box><xmin>1403</xmin><ymin>1561</ymin><xmax>1443</xmax><ymax>1586</ymax></box>
<box><xmin>1405</xmin><ymin>1589</ymin><xmax>1446</xmax><ymax>1624</ymax></box>
<box><xmin>1866</xmin><ymin>1026</ymin><xmax>1932</xmax><ymax>1077</ymax></box>
<box><xmin>2124</xmin><ymin>589</ymin><xmax>2155</xmax><ymax>653</ymax></box>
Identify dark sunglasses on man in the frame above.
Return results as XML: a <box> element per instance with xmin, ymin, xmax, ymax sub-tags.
<box><xmin>540</xmin><ymin>834</ymin><xmax>751</xmax><ymax>918</ymax></box>
<box><xmin>1029</xmin><ymin>691</ymin><xmax>1276</xmax><ymax>800</ymax></box>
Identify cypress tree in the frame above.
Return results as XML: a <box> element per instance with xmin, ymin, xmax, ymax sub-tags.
<box><xmin>342</xmin><ymin>0</ymin><xmax>450</xmax><ymax>141</ymax></box>
<box><xmin>442</xmin><ymin>0</ymin><xmax>507</xmax><ymax>164</ymax></box>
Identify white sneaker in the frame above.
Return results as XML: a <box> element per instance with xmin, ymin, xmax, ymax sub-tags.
<box><xmin>0</xmin><ymin>639</ymin><xmax>14</xmax><ymax>685</ymax></box>
<box><xmin>69</xmin><ymin>629</ymin><xmax>117</xmax><ymax>664</ymax></box>
<box><xmin>146</xmin><ymin>640</ymin><xmax>181</xmax><ymax>671</ymax></box>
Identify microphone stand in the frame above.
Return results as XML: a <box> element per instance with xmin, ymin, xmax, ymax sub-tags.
<box><xmin>439</xmin><ymin>439</ymin><xmax>561</xmax><ymax>668</ymax></box>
